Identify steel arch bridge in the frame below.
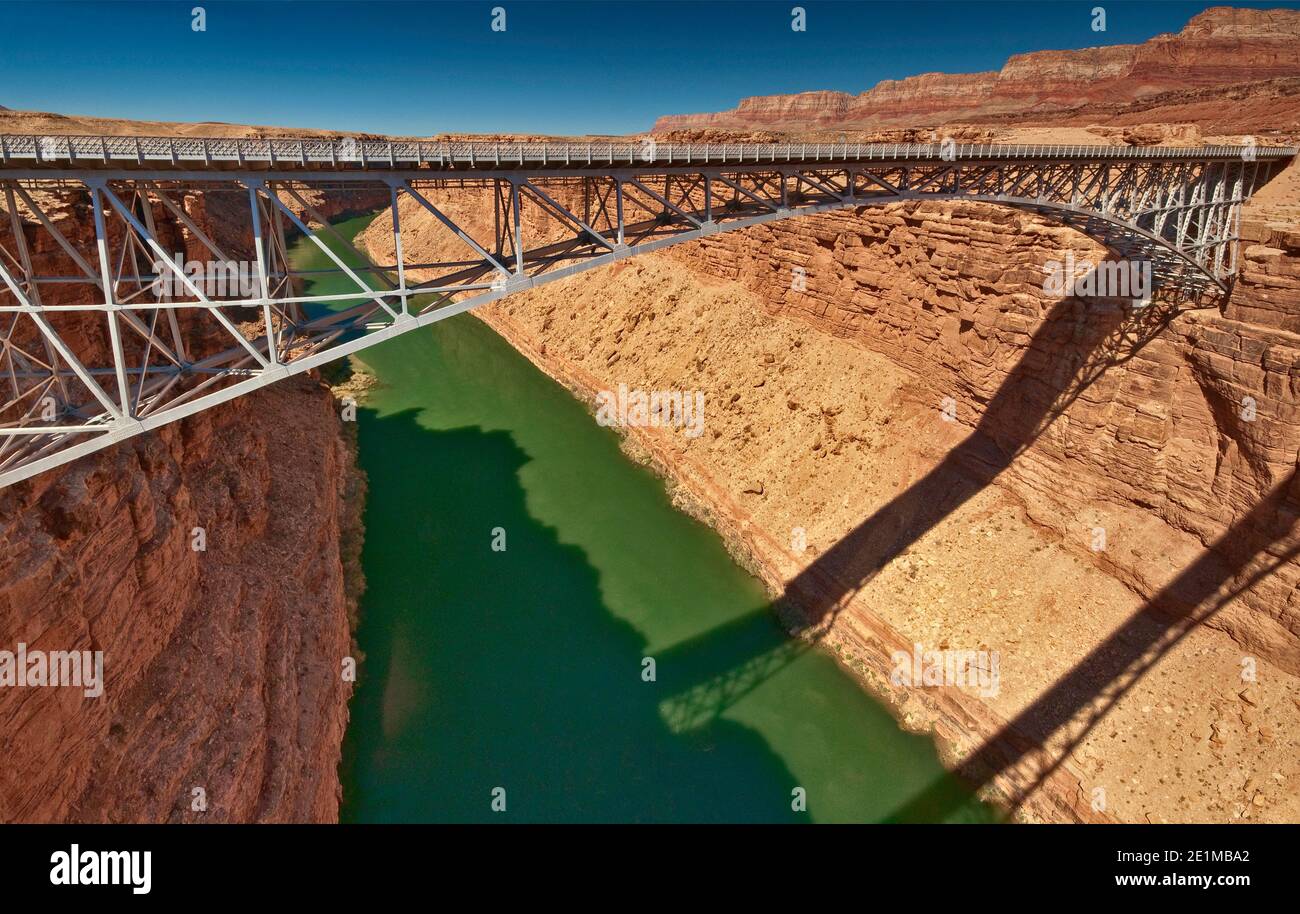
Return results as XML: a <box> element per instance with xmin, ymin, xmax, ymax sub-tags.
<box><xmin>0</xmin><ymin>135</ymin><xmax>1293</xmax><ymax>488</ymax></box>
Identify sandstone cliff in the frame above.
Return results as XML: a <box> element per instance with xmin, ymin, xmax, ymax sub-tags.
<box><xmin>0</xmin><ymin>175</ymin><xmax>370</xmax><ymax>823</ymax></box>
<box><xmin>653</xmin><ymin>7</ymin><xmax>1300</xmax><ymax>137</ymax></box>
<box><xmin>0</xmin><ymin>376</ymin><xmax>361</xmax><ymax>822</ymax></box>
<box><xmin>5</xmin><ymin>6</ymin><xmax>1298</xmax><ymax>823</ymax></box>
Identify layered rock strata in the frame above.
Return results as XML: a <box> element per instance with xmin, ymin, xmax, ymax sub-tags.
<box><xmin>0</xmin><ymin>183</ymin><xmax>368</xmax><ymax>823</ymax></box>
<box><xmin>654</xmin><ymin>8</ymin><xmax>1300</xmax><ymax>137</ymax></box>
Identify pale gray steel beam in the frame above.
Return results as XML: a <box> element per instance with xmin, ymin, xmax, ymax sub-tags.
<box><xmin>11</xmin><ymin>183</ymin><xmax>107</xmax><ymax>287</ymax></box>
<box><xmin>510</xmin><ymin>181</ymin><xmax>524</xmax><ymax>274</ymax></box>
<box><xmin>625</xmin><ymin>178</ymin><xmax>703</xmax><ymax>227</ymax></box>
<box><xmin>266</xmin><ymin>182</ymin><xmax>301</xmax><ymax>328</ymax></box>
<box><xmin>115</xmin><ymin>187</ymin><xmax>171</xmax><ymax>413</ymax></box>
<box><xmin>714</xmin><ymin>174</ymin><xmax>781</xmax><ymax>212</ymax></box>
<box><xmin>88</xmin><ymin>185</ymin><xmax>134</xmax><ymax>416</ymax></box>
<box><xmin>794</xmin><ymin>170</ymin><xmax>850</xmax><ymax>201</ymax></box>
<box><xmin>248</xmin><ymin>184</ymin><xmax>278</xmax><ymax>364</ymax></box>
<box><xmin>619</xmin><ymin>180</ymin><xmax>677</xmax><ymax>223</ymax></box>
<box><xmin>3</xmin><ymin>153</ymin><xmax>1294</xmax><ymax>185</ymax></box>
<box><xmin>903</xmin><ymin>165</ymin><xmax>954</xmax><ymax>194</ymax></box>
<box><xmin>492</xmin><ymin>180</ymin><xmax>514</xmax><ymax>259</ymax></box>
<box><xmin>388</xmin><ymin>184</ymin><xmax>409</xmax><ymax>315</ymax></box>
<box><xmin>147</xmin><ymin>183</ymin><xmax>235</xmax><ymax>262</ymax></box>
<box><xmin>279</xmin><ymin>183</ymin><xmax>398</xmax><ymax>291</ymax></box>
<box><xmin>748</xmin><ymin>170</ymin><xmax>791</xmax><ymax>201</ymax></box>
<box><xmin>589</xmin><ymin>178</ymin><xmax>619</xmax><ymax>237</ymax></box>
<box><xmin>858</xmin><ymin>170</ymin><xmax>902</xmax><ymax>195</ymax></box>
<box><xmin>258</xmin><ymin>184</ymin><xmax>400</xmax><ymax>323</ymax></box>
<box><xmin>492</xmin><ymin>178</ymin><xmax>503</xmax><ymax>257</ymax></box>
<box><xmin>520</xmin><ymin>180</ymin><xmax>616</xmax><ymax>249</ymax></box>
<box><xmin>614</xmin><ymin>179</ymin><xmax>626</xmax><ymax>245</ymax></box>
<box><xmin>1</xmin><ymin>135</ymin><xmax>1292</xmax><ymax>171</ymax></box>
<box><xmin>3</xmin><ymin>184</ymin><xmax>69</xmax><ymax>407</ymax></box>
<box><xmin>1</xmin><ymin>185</ymin><xmax>159</xmax><ymax>422</ymax></box>
<box><xmin>136</xmin><ymin>183</ymin><xmax>189</xmax><ymax>364</ymax></box>
<box><xmin>0</xmin><ymin>257</ymin><xmax>123</xmax><ymax>420</ymax></box>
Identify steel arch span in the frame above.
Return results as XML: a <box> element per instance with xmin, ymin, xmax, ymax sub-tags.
<box><xmin>0</xmin><ymin>137</ymin><xmax>1293</xmax><ymax>488</ymax></box>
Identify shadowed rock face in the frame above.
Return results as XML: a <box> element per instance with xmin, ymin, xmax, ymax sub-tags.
<box><xmin>653</xmin><ymin>7</ymin><xmax>1300</xmax><ymax>133</ymax></box>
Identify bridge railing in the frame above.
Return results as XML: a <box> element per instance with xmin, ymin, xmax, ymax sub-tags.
<box><xmin>1</xmin><ymin>134</ymin><xmax>1294</xmax><ymax>170</ymax></box>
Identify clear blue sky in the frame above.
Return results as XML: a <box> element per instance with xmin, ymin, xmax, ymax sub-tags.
<box><xmin>0</xmin><ymin>0</ymin><xmax>1294</xmax><ymax>135</ymax></box>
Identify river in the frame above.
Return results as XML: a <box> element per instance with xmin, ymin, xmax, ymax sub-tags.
<box><xmin>293</xmin><ymin>212</ymin><xmax>995</xmax><ymax>823</ymax></box>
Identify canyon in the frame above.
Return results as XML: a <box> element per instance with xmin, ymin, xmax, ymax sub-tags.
<box><xmin>2</xmin><ymin>3</ymin><xmax>1299</xmax><ymax>824</ymax></box>
<box><xmin>353</xmin><ymin>73</ymin><xmax>1300</xmax><ymax>821</ymax></box>
<box><xmin>359</xmin><ymin>179</ymin><xmax>1300</xmax><ymax>822</ymax></box>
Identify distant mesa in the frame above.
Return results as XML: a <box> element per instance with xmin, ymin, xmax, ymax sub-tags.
<box><xmin>652</xmin><ymin>6</ymin><xmax>1300</xmax><ymax>134</ymax></box>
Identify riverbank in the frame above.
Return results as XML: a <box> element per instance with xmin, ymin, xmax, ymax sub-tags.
<box><xmin>340</xmin><ymin>220</ymin><xmax>999</xmax><ymax>823</ymax></box>
<box><xmin>472</xmin><ymin>295</ymin><xmax>1093</xmax><ymax>824</ymax></box>
<box><xmin>353</xmin><ymin>196</ymin><xmax>1300</xmax><ymax>822</ymax></box>
<box><xmin>460</xmin><ymin>250</ymin><xmax>1300</xmax><ymax>825</ymax></box>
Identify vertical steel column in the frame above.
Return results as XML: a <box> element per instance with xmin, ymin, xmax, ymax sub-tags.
<box><xmin>3</xmin><ymin>183</ymin><xmax>69</xmax><ymax>406</ymax></box>
<box><xmin>389</xmin><ymin>183</ymin><xmax>409</xmax><ymax>315</ymax></box>
<box><xmin>387</xmin><ymin>184</ymin><xmax>408</xmax><ymax>315</ymax></box>
<box><xmin>89</xmin><ymin>183</ymin><xmax>133</xmax><ymax>417</ymax></box>
<box><xmin>268</xmin><ymin>185</ymin><xmax>299</xmax><ymax>328</ymax></box>
<box><xmin>614</xmin><ymin>178</ymin><xmax>625</xmax><ymax>246</ymax></box>
<box><xmin>493</xmin><ymin>178</ymin><xmax>503</xmax><ymax>257</ymax></box>
<box><xmin>136</xmin><ymin>185</ymin><xmax>189</xmax><ymax>364</ymax></box>
<box><xmin>247</xmin><ymin>183</ymin><xmax>278</xmax><ymax>363</ymax></box>
<box><xmin>510</xmin><ymin>179</ymin><xmax>525</xmax><ymax>275</ymax></box>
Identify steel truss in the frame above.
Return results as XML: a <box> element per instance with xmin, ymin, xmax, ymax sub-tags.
<box><xmin>0</xmin><ymin>142</ymin><xmax>1292</xmax><ymax>488</ymax></box>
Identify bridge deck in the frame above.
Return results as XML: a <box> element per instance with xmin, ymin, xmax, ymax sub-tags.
<box><xmin>0</xmin><ymin>132</ymin><xmax>1294</xmax><ymax>489</ymax></box>
<box><xmin>1</xmin><ymin>135</ymin><xmax>1295</xmax><ymax>174</ymax></box>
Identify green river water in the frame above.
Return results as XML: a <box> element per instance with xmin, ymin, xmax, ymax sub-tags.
<box><xmin>299</xmin><ymin>213</ymin><xmax>994</xmax><ymax>823</ymax></box>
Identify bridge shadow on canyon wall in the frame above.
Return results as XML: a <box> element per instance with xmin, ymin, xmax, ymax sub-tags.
<box><xmin>889</xmin><ymin>465</ymin><xmax>1300</xmax><ymax>821</ymax></box>
<box><xmin>784</xmin><ymin>281</ymin><xmax>1183</xmax><ymax>625</ymax></box>
<box><xmin>770</xmin><ymin>264</ymin><xmax>1300</xmax><ymax>819</ymax></box>
<box><xmin>342</xmin><ymin>403</ymin><xmax>996</xmax><ymax>822</ymax></box>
